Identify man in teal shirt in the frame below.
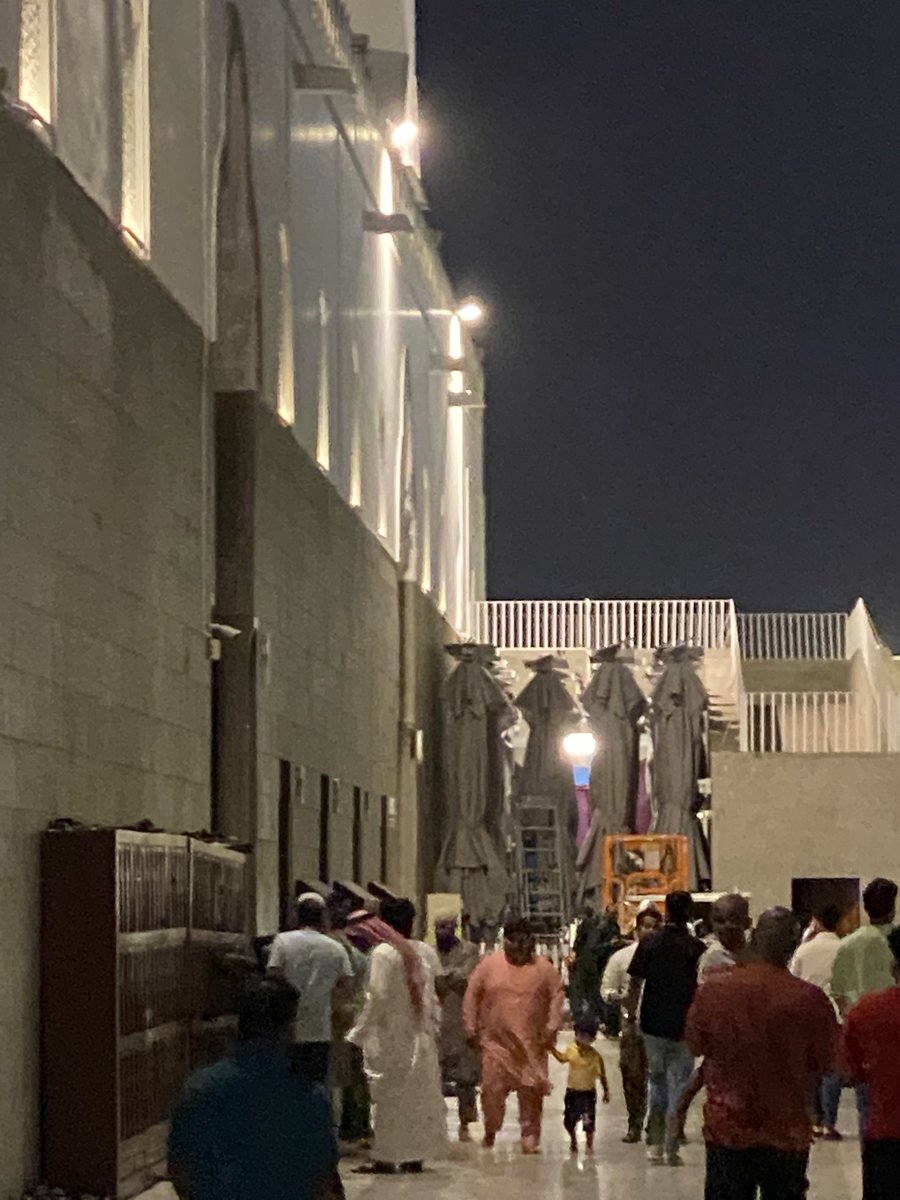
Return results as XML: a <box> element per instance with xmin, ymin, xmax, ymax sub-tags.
<box><xmin>169</xmin><ymin>977</ymin><xmax>339</xmax><ymax>1200</ymax></box>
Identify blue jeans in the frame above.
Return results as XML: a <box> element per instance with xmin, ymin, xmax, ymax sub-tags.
<box><xmin>814</xmin><ymin>1072</ymin><xmax>842</xmax><ymax>1129</ymax></box>
<box><xmin>644</xmin><ymin>1034</ymin><xmax>695</xmax><ymax>1151</ymax></box>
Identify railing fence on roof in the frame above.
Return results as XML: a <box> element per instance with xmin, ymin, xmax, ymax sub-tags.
<box><xmin>741</xmin><ymin>690</ymin><xmax>900</xmax><ymax>753</ymax></box>
<box><xmin>473</xmin><ymin>599</ymin><xmax>734</xmax><ymax>652</ymax></box>
<box><xmin>736</xmin><ymin>612</ymin><xmax>847</xmax><ymax>660</ymax></box>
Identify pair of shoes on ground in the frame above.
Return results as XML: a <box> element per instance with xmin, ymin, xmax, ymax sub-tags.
<box><xmin>569</xmin><ymin>1137</ymin><xmax>594</xmax><ymax>1154</ymax></box>
<box><xmin>647</xmin><ymin>1145</ymin><xmax>684</xmax><ymax>1166</ymax></box>
<box><xmin>353</xmin><ymin>1161</ymin><xmax>424</xmax><ymax>1175</ymax></box>
<box><xmin>482</xmin><ymin>1134</ymin><xmax>540</xmax><ymax>1155</ymax></box>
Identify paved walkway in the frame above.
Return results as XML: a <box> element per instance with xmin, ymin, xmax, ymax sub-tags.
<box><xmin>344</xmin><ymin>1042</ymin><xmax>862</xmax><ymax>1200</ymax></box>
<box><xmin>146</xmin><ymin>1040</ymin><xmax>863</xmax><ymax>1199</ymax></box>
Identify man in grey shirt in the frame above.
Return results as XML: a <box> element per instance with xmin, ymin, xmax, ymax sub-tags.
<box><xmin>268</xmin><ymin>893</ymin><xmax>354</xmax><ymax>1083</ymax></box>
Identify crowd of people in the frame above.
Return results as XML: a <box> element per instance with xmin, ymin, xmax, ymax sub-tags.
<box><xmin>165</xmin><ymin>878</ymin><xmax>900</xmax><ymax>1200</ymax></box>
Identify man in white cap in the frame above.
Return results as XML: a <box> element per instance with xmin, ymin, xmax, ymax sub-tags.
<box><xmin>268</xmin><ymin>893</ymin><xmax>354</xmax><ymax>1083</ymax></box>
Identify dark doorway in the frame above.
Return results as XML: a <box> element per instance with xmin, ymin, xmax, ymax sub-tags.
<box><xmin>319</xmin><ymin>775</ymin><xmax>331</xmax><ymax>884</ymax></box>
<box><xmin>278</xmin><ymin>761</ymin><xmax>292</xmax><ymax>929</ymax></box>
<box><xmin>352</xmin><ymin>788</ymin><xmax>363</xmax><ymax>884</ymax></box>
<box><xmin>750</xmin><ymin>697</ymin><xmax>783</xmax><ymax>752</ymax></box>
<box><xmin>791</xmin><ymin>877</ymin><xmax>860</xmax><ymax>933</ymax></box>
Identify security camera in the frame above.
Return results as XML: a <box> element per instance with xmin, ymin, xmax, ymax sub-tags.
<box><xmin>210</xmin><ymin>623</ymin><xmax>242</xmax><ymax>640</ymax></box>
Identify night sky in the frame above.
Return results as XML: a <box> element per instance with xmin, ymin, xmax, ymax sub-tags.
<box><xmin>416</xmin><ymin>2</ymin><xmax>900</xmax><ymax>642</ymax></box>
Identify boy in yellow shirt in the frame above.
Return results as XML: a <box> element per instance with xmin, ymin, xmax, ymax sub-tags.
<box><xmin>552</xmin><ymin>1019</ymin><xmax>610</xmax><ymax>1153</ymax></box>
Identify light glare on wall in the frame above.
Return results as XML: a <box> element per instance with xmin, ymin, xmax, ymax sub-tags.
<box><xmin>448</xmin><ymin>315</ymin><xmax>464</xmax><ymax>395</ymax></box>
<box><xmin>316</xmin><ymin>291</ymin><xmax>331</xmax><ymax>471</ymax></box>
<box><xmin>19</xmin><ymin>0</ymin><xmax>55</xmax><ymax>124</ymax></box>
<box><xmin>276</xmin><ymin>225</ymin><xmax>295</xmax><ymax>426</ymax></box>
<box><xmin>378</xmin><ymin>150</ymin><xmax>394</xmax><ymax>216</ymax></box>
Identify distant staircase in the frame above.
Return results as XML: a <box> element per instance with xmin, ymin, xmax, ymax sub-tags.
<box><xmin>701</xmin><ymin>647</ymin><xmax>742</xmax><ymax>751</ymax></box>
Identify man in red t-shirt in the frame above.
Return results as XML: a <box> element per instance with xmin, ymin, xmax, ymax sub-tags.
<box><xmin>842</xmin><ymin>927</ymin><xmax>900</xmax><ymax>1200</ymax></box>
<box><xmin>685</xmin><ymin>907</ymin><xmax>839</xmax><ymax>1199</ymax></box>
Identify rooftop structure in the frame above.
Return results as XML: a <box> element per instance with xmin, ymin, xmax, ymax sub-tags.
<box><xmin>477</xmin><ymin>597</ymin><xmax>900</xmax><ymax>917</ymax></box>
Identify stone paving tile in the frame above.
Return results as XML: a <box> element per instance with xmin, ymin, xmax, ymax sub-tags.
<box><xmin>143</xmin><ymin>1041</ymin><xmax>863</xmax><ymax>1200</ymax></box>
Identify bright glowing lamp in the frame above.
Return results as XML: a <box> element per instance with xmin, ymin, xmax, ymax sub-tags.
<box><xmin>457</xmin><ymin>299</ymin><xmax>485</xmax><ymax>325</ymax></box>
<box><xmin>390</xmin><ymin>120</ymin><xmax>418</xmax><ymax>151</ymax></box>
<box><xmin>562</xmin><ymin>730</ymin><xmax>597</xmax><ymax>763</ymax></box>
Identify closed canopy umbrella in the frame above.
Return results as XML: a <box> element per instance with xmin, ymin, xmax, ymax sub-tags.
<box><xmin>576</xmin><ymin>645</ymin><xmax>646</xmax><ymax>902</ymax></box>
<box><xmin>516</xmin><ymin>656</ymin><xmax>579</xmax><ymax>796</ymax></box>
<box><xmin>516</xmin><ymin>655</ymin><xmax>580</xmax><ymax>908</ymax></box>
<box><xmin>650</xmin><ymin>646</ymin><xmax>710</xmax><ymax>889</ymax></box>
<box><xmin>437</xmin><ymin>645</ymin><xmax>517</xmax><ymax>925</ymax></box>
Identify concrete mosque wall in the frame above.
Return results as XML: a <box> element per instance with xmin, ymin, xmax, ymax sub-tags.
<box><xmin>0</xmin><ymin>1</ymin><xmax>486</xmax><ymax>1191</ymax></box>
<box><xmin>713</xmin><ymin>751</ymin><xmax>900</xmax><ymax>913</ymax></box>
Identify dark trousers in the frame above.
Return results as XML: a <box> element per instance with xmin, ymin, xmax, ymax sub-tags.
<box><xmin>619</xmin><ymin>1024</ymin><xmax>648</xmax><ymax>1133</ymax></box>
<box><xmin>292</xmin><ymin>1041</ymin><xmax>331</xmax><ymax>1084</ymax></box>
<box><xmin>863</xmin><ymin>1140</ymin><xmax>900</xmax><ymax>1200</ymax></box>
<box><xmin>456</xmin><ymin>1081</ymin><xmax>479</xmax><ymax>1125</ymax></box>
<box><xmin>705</xmin><ymin>1145</ymin><xmax>809</xmax><ymax>1200</ymax></box>
<box><xmin>563</xmin><ymin>1088</ymin><xmax>597</xmax><ymax>1136</ymax></box>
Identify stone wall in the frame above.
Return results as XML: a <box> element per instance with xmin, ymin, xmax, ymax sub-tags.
<box><xmin>0</xmin><ymin>112</ymin><xmax>460</xmax><ymax>1193</ymax></box>
<box><xmin>741</xmin><ymin>659</ymin><xmax>851</xmax><ymax>692</ymax></box>
<box><xmin>253</xmin><ymin>406</ymin><xmax>404</xmax><ymax>929</ymax></box>
<box><xmin>713</xmin><ymin>751</ymin><xmax>900</xmax><ymax>913</ymax></box>
<box><xmin>405</xmin><ymin>582</ymin><xmax>454</xmax><ymax>904</ymax></box>
<box><xmin>0</xmin><ymin>116</ymin><xmax>210</xmax><ymax>1192</ymax></box>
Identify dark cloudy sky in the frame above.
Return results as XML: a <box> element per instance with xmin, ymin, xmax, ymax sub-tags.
<box><xmin>416</xmin><ymin>2</ymin><xmax>900</xmax><ymax>642</ymax></box>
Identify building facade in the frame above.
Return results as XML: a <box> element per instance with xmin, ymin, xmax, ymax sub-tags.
<box><xmin>0</xmin><ymin>1</ymin><xmax>484</xmax><ymax>1189</ymax></box>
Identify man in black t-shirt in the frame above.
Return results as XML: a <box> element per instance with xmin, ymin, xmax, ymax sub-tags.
<box><xmin>625</xmin><ymin>890</ymin><xmax>705</xmax><ymax>1166</ymax></box>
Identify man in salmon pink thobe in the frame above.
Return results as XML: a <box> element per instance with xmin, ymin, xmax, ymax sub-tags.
<box><xmin>463</xmin><ymin>918</ymin><xmax>565</xmax><ymax>1153</ymax></box>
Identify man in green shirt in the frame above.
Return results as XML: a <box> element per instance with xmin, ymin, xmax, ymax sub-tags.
<box><xmin>832</xmin><ymin>878</ymin><xmax>897</xmax><ymax>1017</ymax></box>
<box><xmin>830</xmin><ymin>876</ymin><xmax>896</xmax><ymax>1140</ymax></box>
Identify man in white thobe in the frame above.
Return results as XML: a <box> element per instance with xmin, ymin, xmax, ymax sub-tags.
<box><xmin>349</xmin><ymin>899</ymin><xmax>447</xmax><ymax>1173</ymax></box>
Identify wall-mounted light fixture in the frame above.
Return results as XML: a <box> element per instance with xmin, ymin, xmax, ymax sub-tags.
<box><xmin>457</xmin><ymin>299</ymin><xmax>486</xmax><ymax>325</ymax></box>
<box><xmin>390</xmin><ymin>120</ymin><xmax>418</xmax><ymax>151</ymax></box>
<box><xmin>292</xmin><ymin>62</ymin><xmax>357</xmax><ymax>96</ymax></box>
<box><xmin>363</xmin><ymin>211</ymin><xmax>413</xmax><ymax>235</ymax></box>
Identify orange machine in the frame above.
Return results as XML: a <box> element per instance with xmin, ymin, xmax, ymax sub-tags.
<box><xmin>601</xmin><ymin>833</ymin><xmax>690</xmax><ymax>930</ymax></box>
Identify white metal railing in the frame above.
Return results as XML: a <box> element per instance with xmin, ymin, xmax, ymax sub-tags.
<box><xmin>473</xmin><ymin>599</ymin><xmax>734</xmax><ymax>652</ymax></box>
<box><xmin>737</xmin><ymin>612</ymin><xmax>847</xmax><ymax>659</ymax></box>
<box><xmin>741</xmin><ymin>690</ymin><xmax>900</xmax><ymax>753</ymax></box>
<box><xmin>729</xmin><ymin>605</ymin><xmax>748</xmax><ymax>748</ymax></box>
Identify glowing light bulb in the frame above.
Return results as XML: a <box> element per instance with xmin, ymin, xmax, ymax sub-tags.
<box><xmin>457</xmin><ymin>300</ymin><xmax>485</xmax><ymax>325</ymax></box>
<box><xmin>562</xmin><ymin>731</ymin><xmax>598</xmax><ymax>762</ymax></box>
<box><xmin>390</xmin><ymin>120</ymin><xmax>418</xmax><ymax>151</ymax></box>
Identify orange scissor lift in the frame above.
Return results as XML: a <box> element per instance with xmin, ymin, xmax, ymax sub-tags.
<box><xmin>601</xmin><ymin>833</ymin><xmax>690</xmax><ymax>930</ymax></box>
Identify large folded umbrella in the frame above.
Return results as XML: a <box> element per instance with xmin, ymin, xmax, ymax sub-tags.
<box><xmin>516</xmin><ymin>655</ymin><xmax>579</xmax><ymax>796</ymax></box>
<box><xmin>437</xmin><ymin>646</ymin><xmax>517</xmax><ymax>924</ymax></box>
<box><xmin>576</xmin><ymin>646</ymin><xmax>646</xmax><ymax>901</ymax></box>
<box><xmin>650</xmin><ymin>647</ymin><xmax>710</xmax><ymax>888</ymax></box>
<box><xmin>516</xmin><ymin>656</ymin><xmax>580</xmax><ymax>907</ymax></box>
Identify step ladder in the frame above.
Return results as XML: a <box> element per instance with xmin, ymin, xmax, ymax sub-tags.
<box><xmin>512</xmin><ymin>795</ymin><xmax>570</xmax><ymax>935</ymax></box>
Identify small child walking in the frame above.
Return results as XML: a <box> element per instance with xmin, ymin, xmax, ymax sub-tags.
<box><xmin>552</xmin><ymin>1018</ymin><xmax>610</xmax><ymax>1153</ymax></box>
